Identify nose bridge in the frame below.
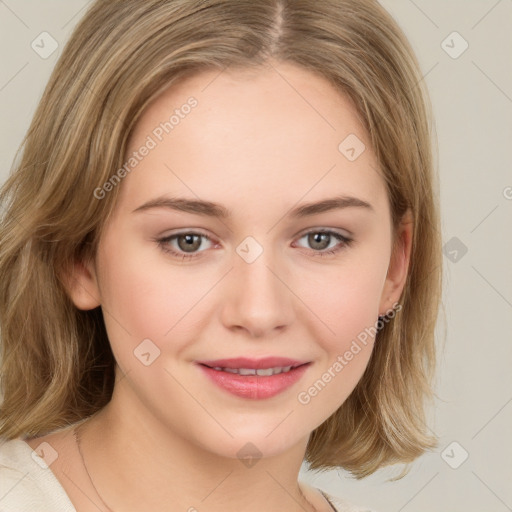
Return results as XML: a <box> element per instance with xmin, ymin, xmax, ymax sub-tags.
<box><xmin>221</xmin><ymin>237</ymin><xmax>293</xmax><ymax>336</ymax></box>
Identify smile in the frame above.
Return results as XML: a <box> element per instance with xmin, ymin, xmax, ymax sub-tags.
<box><xmin>208</xmin><ymin>365</ymin><xmax>295</xmax><ymax>376</ymax></box>
<box><xmin>197</xmin><ymin>359</ymin><xmax>311</xmax><ymax>400</ymax></box>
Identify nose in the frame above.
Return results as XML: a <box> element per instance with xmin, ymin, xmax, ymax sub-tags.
<box><xmin>220</xmin><ymin>244</ymin><xmax>294</xmax><ymax>338</ymax></box>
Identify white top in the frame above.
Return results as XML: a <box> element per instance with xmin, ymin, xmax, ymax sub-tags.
<box><xmin>0</xmin><ymin>438</ymin><xmax>376</xmax><ymax>512</ymax></box>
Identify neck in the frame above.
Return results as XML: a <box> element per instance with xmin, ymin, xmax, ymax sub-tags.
<box><xmin>80</xmin><ymin>380</ymin><xmax>318</xmax><ymax>512</ymax></box>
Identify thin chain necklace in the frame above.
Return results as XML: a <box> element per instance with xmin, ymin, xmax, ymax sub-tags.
<box><xmin>73</xmin><ymin>422</ymin><xmax>320</xmax><ymax>512</ymax></box>
<box><xmin>73</xmin><ymin>423</ymin><xmax>114</xmax><ymax>512</ymax></box>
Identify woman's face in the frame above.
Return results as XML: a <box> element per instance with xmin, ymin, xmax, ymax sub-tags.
<box><xmin>73</xmin><ymin>61</ymin><xmax>410</xmax><ymax>460</ymax></box>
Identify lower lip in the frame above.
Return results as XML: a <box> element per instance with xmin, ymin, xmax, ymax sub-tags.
<box><xmin>198</xmin><ymin>364</ymin><xmax>310</xmax><ymax>400</ymax></box>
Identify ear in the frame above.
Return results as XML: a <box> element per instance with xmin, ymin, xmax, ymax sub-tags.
<box><xmin>379</xmin><ymin>208</ymin><xmax>413</xmax><ymax>316</ymax></box>
<box><xmin>60</xmin><ymin>256</ymin><xmax>101</xmax><ymax>310</ymax></box>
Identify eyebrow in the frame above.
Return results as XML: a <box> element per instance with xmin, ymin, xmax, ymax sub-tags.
<box><xmin>131</xmin><ymin>195</ymin><xmax>375</xmax><ymax>218</ymax></box>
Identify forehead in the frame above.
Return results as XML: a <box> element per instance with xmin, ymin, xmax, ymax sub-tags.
<box><xmin>117</xmin><ymin>62</ymin><xmax>387</xmax><ymax>218</ymax></box>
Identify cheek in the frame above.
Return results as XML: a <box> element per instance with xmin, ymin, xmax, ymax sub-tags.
<box><xmin>291</xmin><ymin>245</ymin><xmax>389</xmax><ymax>409</ymax></box>
<box><xmin>94</xmin><ymin>234</ymin><xmax>205</xmax><ymax>357</ymax></box>
<box><xmin>295</xmin><ymin>252</ymin><xmax>388</xmax><ymax>349</ymax></box>
<box><xmin>293</xmin><ymin>265</ymin><xmax>384</xmax><ymax>417</ymax></box>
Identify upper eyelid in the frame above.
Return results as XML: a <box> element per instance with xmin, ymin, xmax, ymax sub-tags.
<box><xmin>162</xmin><ymin>227</ymin><xmax>349</xmax><ymax>238</ymax></box>
<box><xmin>292</xmin><ymin>230</ymin><xmax>351</xmax><ymax>248</ymax></box>
<box><xmin>161</xmin><ymin>229</ymin><xmax>215</xmax><ymax>241</ymax></box>
<box><xmin>162</xmin><ymin>227</ymin><xmax>350</xmax><ymax>238</ymax></box>
<box><xmin>296</xmin><ymin>227</ymin><xmax>351</xmax><ymax>238</ymax></box>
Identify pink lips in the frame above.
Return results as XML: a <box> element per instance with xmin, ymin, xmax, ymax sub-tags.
<box><xmin>196</xmin><ymin>357</ymin><xmax>311</xmax><ymax>400</ymax></box>
<box><xmin>198</xmin><ymin>357</ymin><xmax>307</xmax><ymax>369</ymax></box>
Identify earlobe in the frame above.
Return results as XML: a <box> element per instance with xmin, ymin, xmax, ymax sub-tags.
<box><xmin>379</xmin><ymin>209</ymin><xmax>413</xmax><ymax>315</ymax></box>
<box><xmin>60</xmin><ymin>257</ymin><xmax>101</xmax><ymax>311</ymax></box>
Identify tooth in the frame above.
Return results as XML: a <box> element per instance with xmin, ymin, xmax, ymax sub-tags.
<box><xmin>256</xmin><ymin>368</ymin><xmax>274</xmax><ymax>376</ymax></box>
<box><xmin>238</xmin><ymin>368</ymin><xmax>257</xmax><ymax>376</ymax></box>
<box><xmin>215</xmin><ymin>366</ymin><xmax>296</xmax><ymax>376</ymax></box>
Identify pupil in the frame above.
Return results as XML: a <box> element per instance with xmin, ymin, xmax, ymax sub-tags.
<box><xmin>178</xmin><ymin>234</ymin><xmax>201</xmax><ymax>252</ymax></box>
<box><xmin>309</xmin><ymin>232</ymin><xmax>330</xmax><ymax>250</ymax></box>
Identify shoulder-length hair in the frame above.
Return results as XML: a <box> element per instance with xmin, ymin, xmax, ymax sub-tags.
<box><xmin>0</xmin><ymin>0</ymin><xmax>442</xmax><ymax>478</ymax></box>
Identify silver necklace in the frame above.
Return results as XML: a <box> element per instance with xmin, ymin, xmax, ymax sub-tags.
<box><xmin>73</xmin><ymin>423</ymin><xmax>114</xmax><ymax>512</ymax></box>
<box><xmin>73</xmin><ymin>423</ymin><xmax>319</xmax><ymax>512</ymax></box>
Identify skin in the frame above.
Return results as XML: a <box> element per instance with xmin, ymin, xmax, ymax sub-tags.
<box><xmin>26</xmin><ymin>60</ymin><xmax>412</xmax><ymax>512</ymax></box>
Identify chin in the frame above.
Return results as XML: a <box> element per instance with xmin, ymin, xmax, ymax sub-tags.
<box><xmin>196</xmin><ymin>421</ymin><xmax>308</xmax><ymax>463</ymax></box>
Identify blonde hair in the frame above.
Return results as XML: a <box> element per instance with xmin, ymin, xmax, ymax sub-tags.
<box><xmin>0</xmin><ymin>0</ymin><xmax>442</xmax><ymax>478</ymax></box>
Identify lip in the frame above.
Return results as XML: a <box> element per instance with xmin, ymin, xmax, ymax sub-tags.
<box><xmin>197</xmin><ymin>357</ymin><xmax>307</xmax><ymax>369</ymax></box>
<box><xmin>196</xmin><ymin>357</ymin><xmax>311</xmax><ymax>400</ymax></box>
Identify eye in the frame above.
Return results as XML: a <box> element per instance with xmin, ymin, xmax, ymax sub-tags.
<box><xmin>156</xmin><ymin>232</ymin><xmax>215</xmax><ymax>260</ymax></box>
<box><xmin>156</xmin><ymin>228</ymin><xmax>353</xmax><ymax>261</ymax></box>
<box><xmin>294</xmin><ymin>229</ymin><xmax>353</xmax><ymax>256</ymax></box>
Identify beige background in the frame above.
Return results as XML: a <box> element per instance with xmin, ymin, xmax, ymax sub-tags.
<box><xmin>1</xmin><ymin>1</ymin><xmax>511</xmax><ymax>511</ymax></box>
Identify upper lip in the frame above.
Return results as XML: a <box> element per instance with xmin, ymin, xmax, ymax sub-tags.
<box><xmin>197</xmin><ymin>357</ymin><xmax>309</xmax><ymax>369</ymax></box>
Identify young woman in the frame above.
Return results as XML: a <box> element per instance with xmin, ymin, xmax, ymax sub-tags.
<box><xmin>0</xmin><ymin>1</ymin><xmax>442</xmax><ymax>511</ymax></box>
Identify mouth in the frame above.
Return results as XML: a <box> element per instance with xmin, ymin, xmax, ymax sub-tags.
<box><xmin>196</xmin><ymin>357</ymin><xmax>311</xmax><ymax>400</ymax></box>
<box><xmin>202</xmin><ymin>364</ymin><xmax>303</xmax><ymax>376</ymax></box>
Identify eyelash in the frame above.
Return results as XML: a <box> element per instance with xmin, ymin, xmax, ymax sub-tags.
<box><xmin>155</xmin><ymin>229</ymin><xmax>353</xmax><ymax>261</ymax></box>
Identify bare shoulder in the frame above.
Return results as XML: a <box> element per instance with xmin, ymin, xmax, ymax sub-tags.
<box><xmin>24</xmin><ymin>425</ymin><xmax>97</xmax><ymax>511</ymax></box>
<box><xmin>25</xmin><ymin>426</ymin><xmax>76</xmax><ymax>470</ymax></box>
<box><xmin>25</xmin><ymin>428</ymin><xmax>69</xmax><ymax>449</ymax></box>
<box><xmin>320</xmin><ymin>489</ymin><xmax>378</xmax><ymax>512</ymax></box>
<box><xmin>299</xmin><ymin>481</ymin><xmax>377</xmax><ymax>512</ymax></box>
<box><xmin>297</xmin><ymin>481</ymin><xmax>333</xmax><ymax>512</ymax></box>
